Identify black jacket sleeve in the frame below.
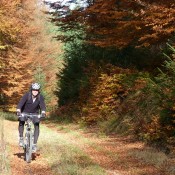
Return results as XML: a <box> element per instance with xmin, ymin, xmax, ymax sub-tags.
<box><xmin>17</xmin><ymin>93</ymin><xmax>28</xmax><ymax>110</ymax></box>
<box><xmin>40</xmin><ymin>95</ymin><xmax>46</xmax><ymax>112</ymax></box>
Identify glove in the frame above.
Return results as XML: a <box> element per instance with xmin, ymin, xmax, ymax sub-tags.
<box><xmin>41</xmin><ymin>112</ymin><xmax>46</xmax><ymax>118</ymax></box>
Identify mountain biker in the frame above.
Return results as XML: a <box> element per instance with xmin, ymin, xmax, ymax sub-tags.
<box><xmin>16</xmin><ymin>83</ymin><xmax>46</xmax><ymax>152</ymax></box>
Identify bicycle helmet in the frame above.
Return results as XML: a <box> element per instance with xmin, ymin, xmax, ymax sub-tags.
<box><xmin>31</xmin><ymin>83</ymin><xmax>41</xmax><ymax>91</ymax></box>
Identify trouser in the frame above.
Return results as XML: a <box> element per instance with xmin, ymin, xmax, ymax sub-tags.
<box><xmin>18</xmin><ymin>121</ymin><xmax>40</xmax><ymax>144</ymax></box>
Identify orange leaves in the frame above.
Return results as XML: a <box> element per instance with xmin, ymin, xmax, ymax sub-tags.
<box><xmin>133</xmin><ymin>78</ymin><xmax>148</xmax><ymax>90</ymax></box>
<box><xmin>172</xmin><ymin>105</ymin><xmax>175</xmax><ymax>113</ymax></box>
<box><xmin>141</xmin><ymin>115</ymin><xmax>164</xmax><ymax>142</ymax></box>
<box><xmin>0</xmin><ymin>0</ymin><xmax>36</xmax><ymax>109</ymax></box>
<box><xmin>84</xmin><ymin>0</ymin><xmax>175</xmax><ymax>48</ymax></box>
<box><xmin>79</xmin><ymin>63</ymin><xmax>131</xmax><ymax>123</ymax></box>
<box><xmin>50</xmin><ymin>0</ymin><xmax>175</xmax><ymax>48</ymax></box>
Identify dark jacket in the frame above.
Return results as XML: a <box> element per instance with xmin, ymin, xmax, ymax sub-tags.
<box><xmin>17</xmin><ymin>92</ymin><xmax>46</xmax><ymax>114</ymax></box>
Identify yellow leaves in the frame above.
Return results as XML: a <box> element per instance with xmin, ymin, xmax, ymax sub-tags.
<box><xmin>0</xmin><ymin>2</ymin><xmax>21</xmax><ymax>46</ymax></box>
<box><xmin>0</xmin><ymin>0</ymin><xmax>32</xmax><ymax>108</ymax></box>
<box><xmin>0</xmin><ymin>59</ymin><xmax>5</xmax><ymax>68</ymax></box>
<box><xmin>142</xmin><ymin>115</ymin><xmax>163</xmax><ymax>141</ymax></box>
<box><xmin>0</xmin><ymin>45</ymin><xmax>7</xmax><ymax>50</ymax></box>
<box><xmin>79</xmin><ymin>63</ymin><xmax>131</xmax><ymax>123</ymax></box>
<box><xmin>135</xmin><ymin>26</ymin><xmax>141</xmax><ymax>30</ymax></box>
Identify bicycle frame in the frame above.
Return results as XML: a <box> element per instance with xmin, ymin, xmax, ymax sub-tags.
<box><xmin>20</xmin><ymin>113</ymin><xmax>41</xmax><ymax>163</ymax></box>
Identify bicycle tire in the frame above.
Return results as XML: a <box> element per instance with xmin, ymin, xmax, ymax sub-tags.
<box><xmin>25</xmin><ymin>131</ymin><xmax>33</xmax><ymax>163</ymax></box>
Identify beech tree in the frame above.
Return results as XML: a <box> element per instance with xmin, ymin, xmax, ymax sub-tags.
<box><xmin>0</xmin><ymin>0</ymin><xmax>28</xmax><ymax>107</ymax></box>
<box><xmin>0</xmin><ymin>0</ymin><xmax>38</xmax><ymax>109</ymax></box>
<box><xmin>0</xmin><ymin>0</ymin><xmax>62</xmax><ymax>110</ymax></box>
<box><xmin>51</xmin><ymin>0</ymin><xmax>175</xmax><ymax>48</ymax></box>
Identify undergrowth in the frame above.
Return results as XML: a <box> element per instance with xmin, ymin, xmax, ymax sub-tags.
<box><xmin>52</xmin><ymin>45</ymin><xmax>175</xmax><ymax>150</ymax></box>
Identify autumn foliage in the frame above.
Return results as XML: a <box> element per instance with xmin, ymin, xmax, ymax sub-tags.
<box><xmin>79</xmin><ymin>63</ymin><xmax>132</xmax><ymax>123</ymax></box>
<box><xmin>1</xmin><ymin>0</ymin><xmax>175</xmax><ymax>148</ymax></box>
<box><xmin>47</xmin><ymin>0</ymin><xmax>175</xmax><ymax>146</ymax></box>
<box><xmin>0</xmin><ymin>0</ymin><xmax>31</xmax><ymax>108</ymax></box>
<box><xmin>57</xmin><ymin>54</ymin><xmax>175</xmax><ymax>145</ymax></box>
<box><xmin>0</xmin><ymin>0</ymin><xmax>61</xmax><ymax>110</ymax></box>
<box><xmin>85</xmin><ymin>0</ymin><xmax>175</xmax><ymax>48</ymax></box>
<box><xmin>52</xmin><ymin>0</ymin><xmax>175</xmax><ymax>48</ymax></box>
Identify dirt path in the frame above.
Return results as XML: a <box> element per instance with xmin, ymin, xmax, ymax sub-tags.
<box><xmin>4</xmin><ymin>120</ymin><xmax>175</xmax><ymax>175</ymax></box>
<box><xmin>45</xmin><ymin>123</ymin><xmax>175</xmax><ymax>175</ymax></box>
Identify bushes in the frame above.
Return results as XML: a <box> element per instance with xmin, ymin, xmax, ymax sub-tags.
<box><xmin>55</xmin><ymin>45</ymin><xmax>175</xmax><ymax>147</ymax></box>
<box><xmin>52</xmin><ymin>5</ymin><xmax>175</xmax><ymax>145</ymax></box>
<box><xmin>79</xmin><ymin>63</ymin><xmax>132</xmax><ymax>123</ymax></box>
<box><xmin>138</xmin><ymin>46</ymin><xmax>175</xmax><ymax>144</ymax></box>
<box><xmin>109</xmin><ymin>45</ymin><xmax>175</xmax><ymax>145</ymax></box>
<box><xmin>76</xmin><ymin>45</ymin><xmax>175</xmax><ymax>146</ymax></box>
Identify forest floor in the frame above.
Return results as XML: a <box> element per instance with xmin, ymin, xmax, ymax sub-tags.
<box><xmin>2</xmin><ymin>120</ymin><xmax>175</xmax><ymax>175</ymax></box>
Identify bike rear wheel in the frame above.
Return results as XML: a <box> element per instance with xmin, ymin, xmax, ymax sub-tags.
<box><xmin>25</xmin><ymin>131</ymin><xmax>33</xmax><ymax>163</ymax></box>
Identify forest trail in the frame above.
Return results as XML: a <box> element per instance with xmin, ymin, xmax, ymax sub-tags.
<box><xmin>3</xmin><ymin>120</ymin><xmax>175</xmax><ymax>175</ymax></box>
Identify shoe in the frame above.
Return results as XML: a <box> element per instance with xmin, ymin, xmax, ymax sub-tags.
<box><xmin>19</xmin><ymin>137</ymin><xmax>24</xmax><ymax>147</ymax></box>
<box><xmin>32</xmin><ymin>144</ymin><xmax>37</xmax><ymax>153</ymax></box>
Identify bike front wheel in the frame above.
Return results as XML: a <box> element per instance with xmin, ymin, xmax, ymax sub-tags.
<box><xmin>25</xmin><ymin>131</ymin><xmax>33</xmax><ymax>163</ymax></box>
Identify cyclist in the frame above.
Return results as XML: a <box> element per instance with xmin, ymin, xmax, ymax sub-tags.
<box><xmin>16</xmin><ymin>83</ymin><xmax>46</xmax><ymax>152</ymax></box>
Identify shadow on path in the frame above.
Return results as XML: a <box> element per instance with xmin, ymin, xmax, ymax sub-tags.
<box><xmin>14</xmin><ymin>152</ymin><xmax>39</xmax><ymax>161</ymax></box>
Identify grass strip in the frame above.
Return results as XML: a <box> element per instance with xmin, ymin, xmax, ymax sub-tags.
<box><xmin>39</xmin><ymin>124</ymin><xmax>107</xmax><ymax>175</ymax></box>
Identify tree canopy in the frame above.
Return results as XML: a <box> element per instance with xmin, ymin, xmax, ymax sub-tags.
<box><xmin>51</xmin><ymin>0</ymin><xmax>175</xmax><ymax>48</ymax></box>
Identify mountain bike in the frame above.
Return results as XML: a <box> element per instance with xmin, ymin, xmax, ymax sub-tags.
<box><xmin>20</xmin><ymin>113</ymin><xmax>41</xmax><ymax>163</ymax></box>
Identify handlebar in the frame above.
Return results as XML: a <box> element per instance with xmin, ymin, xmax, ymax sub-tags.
<box><xmin>20</xmin><ymin>113</ymin><xmax>41</xmax><ymax>119</ymax></box>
